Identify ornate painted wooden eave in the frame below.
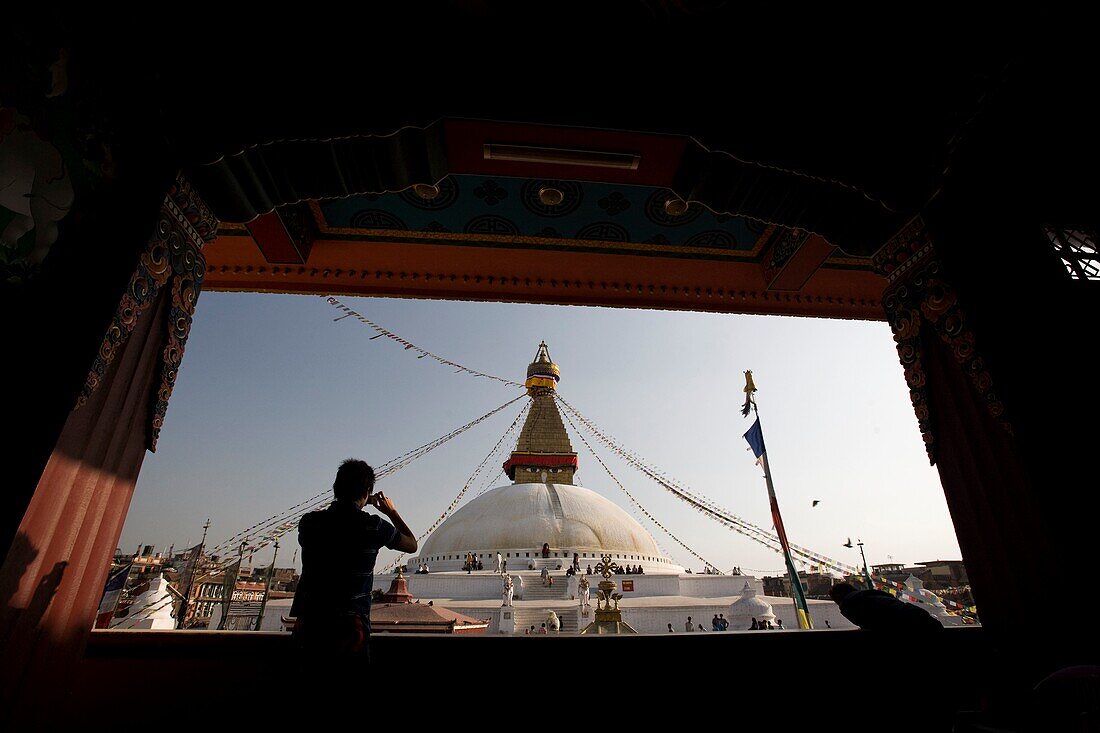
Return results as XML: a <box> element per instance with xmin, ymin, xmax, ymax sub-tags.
<box><xmin>77</xmin><ymin>174</ymin><xmax>219</xmax><ymax>451</ymax></box>
<box><xmin>875</xmin><ymin>217</ymin><xmax>1014</xmax><ymax>463</ymax></box>
<box><xmin>190</xmin><ymin>121</ymin><xmax>889</xmax><ymax>319</ymax></box>
<box><xmin>187</xmin><ymin>119</ymin><xmax>904</xmax><ymax>257</ymax></box>
<box><xmin>202</xmin><ymin>231</ymin><xmax>882</xmax><ymax>319</ymax></box>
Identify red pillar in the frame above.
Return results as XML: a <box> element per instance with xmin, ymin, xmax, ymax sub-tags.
<box><xmin>0</xmin><ymin>177</ymin><xmax>215</xmax><ymax>719</ymax></box>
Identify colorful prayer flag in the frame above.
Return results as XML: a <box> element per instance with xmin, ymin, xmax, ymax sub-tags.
<box><xmin>741</xmin><ymin>373</ymin><xmax>813</xmax><ymax>629</ymax></box>
<box><xmin>94</xmin><ymin>563</ymin><xmax>131</xmax><ymax>629</ymax></box>
<box><xmin>743</xmin><ymin>419</ymin><xmax>766</xmax><ymax>467</ymax></box>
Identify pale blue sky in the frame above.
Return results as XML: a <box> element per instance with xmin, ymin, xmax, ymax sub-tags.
<box><xmin>121</xmin><ymin>292</ymin><xmax>961</xmax><ymax>576</ymax></box>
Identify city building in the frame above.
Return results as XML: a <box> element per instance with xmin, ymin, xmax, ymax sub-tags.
<box><xmin>763</xmin><ymin>572</ymin><xmax>838</xmax><ymax>600</ymax></box>
<box><xmin>872</xmin><ymin>560</ymin><xmax>970</xmax><ymax>591</ymax></box>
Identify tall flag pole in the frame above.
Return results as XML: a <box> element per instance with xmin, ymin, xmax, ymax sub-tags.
<box><xmin>176</xmin><ymin>518</ymin><xmax>210</xmax><ymax>629</ymax></box>
<box><xmin>254</xmin><ymin>539</ymin><xmax>279</xmax><ymax>632</ymax></box>
<box><xmin>741</xmin><ymin>371</ymin><xmax>814</xmax><ymax>630</ymax></box>
<box><xmin>216</xmin><ymin>546</ymin><xmax>244</xmax><ymax>631</ymax></box>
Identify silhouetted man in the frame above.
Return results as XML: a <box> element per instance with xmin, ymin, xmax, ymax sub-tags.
<box><xmin>291</xmin><ymin>459</ymin><xmax>417</xmax><ymax>661</ymax></box>
<box><xmin>828</xmin><ymin>582</ymin><xmax>943</xmax><ymax>632</ymax></box>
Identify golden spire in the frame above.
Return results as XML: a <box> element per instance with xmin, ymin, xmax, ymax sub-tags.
<box><xmin>525</xmin><ymin>341</ymin><xmax>560</xmax><ymax>395</ymax></box>
<box><xmin>504</xmin><ymin>343</ymin><xmax>578</xmax><ymax>484</ymax></box>
<box><xmin>741</xmin><ymin>370</ymin><xmax>758</xmax><ymax>417</ymax></box>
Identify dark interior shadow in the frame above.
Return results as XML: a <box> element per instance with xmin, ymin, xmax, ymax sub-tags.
<box><xmin>26</xmin><ymin>560</ymin><xmax>68</xmax><ymax>628</ymax></box>
<box><xmin>0</xmin><ymin>532</ymin><xmax>41</xmax><ymax>633</ymax></box>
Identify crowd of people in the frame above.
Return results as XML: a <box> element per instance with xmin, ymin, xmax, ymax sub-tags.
<box><xmin>748</xmin><ymin>617</ymin><xmax>783</xmax><ymax>630</ymax></box>
<box><xmin>461</xmin><ymin>552</ymin><xmax>484</xmax><ymax>573</ymax></box>
<box><xmin>668</xmin><ymin>619</ymin><xmax>713</xmax><ymax>632</ymax></box>
<box><xmin>409</xmin><ymin>547</ymin><xmax>659</xmax><ymax>577</ymax></box>
<box><xmin>665</xmin><ymin>615</ymin><xmax>785</xmax><ymax>631</ymax></box>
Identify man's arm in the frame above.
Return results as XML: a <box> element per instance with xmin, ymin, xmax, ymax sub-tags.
<box><xmin>370</xmin><ymin>492</ymin><xmax>417</xmax><ymax>553</ymax></box>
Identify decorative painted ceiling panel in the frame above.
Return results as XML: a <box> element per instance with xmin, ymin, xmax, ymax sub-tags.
<box><xmin>316</xmin><ymin>176</ymin><xmax>773</xmax><ymax>260</ymax></box>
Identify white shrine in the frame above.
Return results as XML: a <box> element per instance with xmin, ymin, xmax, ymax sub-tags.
<box><xmin>374</xmin><ymin>344</ymin><xmax>854</xmax><ymax>634</ymax></box>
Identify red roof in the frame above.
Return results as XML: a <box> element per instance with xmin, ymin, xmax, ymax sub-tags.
<box><xmin>370</xmin><ymin>602</ymin><xmax>490</xmax><ymax>634</ymax></box>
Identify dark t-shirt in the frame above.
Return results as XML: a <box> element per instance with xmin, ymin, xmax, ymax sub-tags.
<box><xmin>290</xmin><ymin>500</ymin><xmax>399</xmax><ymax>621</ymax></box>
<box><xmin>839</xmin><ymin>589</ymin><xmax>945</xmax><ymax>632</ymax></box>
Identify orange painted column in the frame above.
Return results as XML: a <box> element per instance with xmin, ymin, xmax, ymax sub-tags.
<box><xmin>1</xmin><ymin>291</ymin><xmax>169</xmax><ymax>704</ymax></box>
<box><xmin>0</xmin><ymin>178</ymin><xmax>214</xmax><ymax>723</ymax></box>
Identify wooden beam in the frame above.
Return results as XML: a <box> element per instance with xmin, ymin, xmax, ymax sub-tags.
<box><xmin>203</xmin><ymin>235</ymin><xmax>886</xmax><ymax>320</ymax></box>
<box><xmin>762</xmin><ymin>231</ymin><xmax>838</xmax><ymax>291</ymax></box>
<box><xmin>244</xmin><ymin>209</ymin><xmax>313</xmax><ymax>264</ymax></box>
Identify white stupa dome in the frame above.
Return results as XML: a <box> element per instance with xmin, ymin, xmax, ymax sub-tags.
<box><xmin>111</xmin><ymin>577</ymin><xmax>176</xmax><ymax>630</ymax></box>
<box><xmin>411</xmin><ymin>345</ymin><xmax>681</xmax><ymax>574</ymax></box>
<box><xmin>414</xmin><ymin>482</ymin><xmax>679</xmax><ymax>572</ymax></box>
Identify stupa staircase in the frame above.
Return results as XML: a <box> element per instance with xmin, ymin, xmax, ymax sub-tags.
<box><xmin>512</xmin><ymin>606</ymin><xmax>581</xmax><ymax>634</ymax></box>
<box><xmin>517</xmin><ymin>570</ymin><xmax>571</xmax><ymax>601</ymax></box>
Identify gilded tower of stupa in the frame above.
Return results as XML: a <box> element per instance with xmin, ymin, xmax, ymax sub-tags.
<box><xmin>413</xmin><ymin>342</ymin><xmax>676</xmax><ymax>576</ymax></box>
<box><xmin>502</xmin><ymin>342</ymin><xmax>579</xmax><ymax>484</ymax></box>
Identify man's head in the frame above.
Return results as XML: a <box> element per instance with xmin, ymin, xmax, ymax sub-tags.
<box><xmin>334</xmin><ymin>459</ymin><xmax>376</xmax><ymax>503</ymax></box>
<box><xmin>829</xmin><ymin>582</ymin><xmax>859</xmax><ymax>605</ymax></box>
